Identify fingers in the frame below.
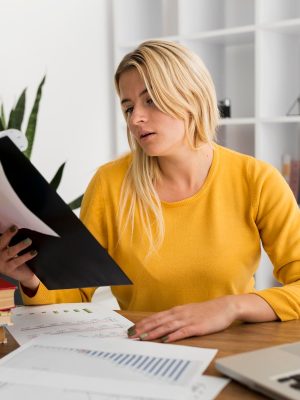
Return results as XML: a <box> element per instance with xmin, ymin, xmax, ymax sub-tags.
<box><xmin>0</xmin><ymin>225</ymin><xmax>18</xmax><ymax>250</ymax></box>
<box><xmin>3</xmin><ymin>238</ymin><xmax>32</xmax><ymax>261</ymax></box>
<box><xmin>127</xmin><ymin>299</ymin><xmax>237</xmax><ymax>343</ymax></box>
<box><xmin>163</xmin><ymin>326</ymin><xmax>199</xmax><ymax>343</ymax></box>
<box><xmin>128</xmin><ymin>306</ymin><xmax>188</xmax><ymax>342</ymax></box>
<box><xmin>8</xmin><ymin>250</ymin><xmax>38</xmax><ymax>272</ymax></box>
<box><xmin>1</xmin><ymin>248</ymin><xmax>37</xmax><ymax>273</ymax></box>
<box><xmin>128</xmin><ymin>310</ymin><xmax>173</xmax><ymax>337</ymax></box>
<box><xmin>138</xmin><ymin>320</ymin><xmax>184</xmax><ymax>342</ymax></box>
<box><xmin>0</xmin><ymin>226</ymin><xmax>38</xmax><ymax>279</ymax></box>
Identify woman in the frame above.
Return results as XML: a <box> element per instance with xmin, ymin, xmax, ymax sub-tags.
<box><xmin>1</xmin><ymin>40</ymin><xmax>300</xmax><ymax>342</ymax></box>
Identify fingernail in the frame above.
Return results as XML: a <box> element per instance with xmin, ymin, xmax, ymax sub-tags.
<box><xmin>139</xmin><ymin>332</ymin><xmax>148</xmax><ymax>340</ymax></box>
<box><xmin>30</xmin><ymin>250</ymin><xmax>38</xmax><ymax>256</ymax></box>
<box><xmin>23</xmin><ymin>238</ymin><xmax>32</xmax><ymax>245</ymax></box>
<box><xmin>161</xmin><ymin>335</ymin><xmax>169</xmax><ymax>343</ymax></box>
<box><xmin>9</xmin><ymin>225</ymin><xmax>17</xmax><ymax>233</ymax></box>
<box><xmin>127</xmin><ymin>325</ymin><xmax>136</xmax><ymax>336</ymax></box>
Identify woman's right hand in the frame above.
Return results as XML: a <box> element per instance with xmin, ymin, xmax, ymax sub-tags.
<box><xmin>0</xmin><ymin>225</ymin><xmax>40</xmax><ymax>291</ymax></box>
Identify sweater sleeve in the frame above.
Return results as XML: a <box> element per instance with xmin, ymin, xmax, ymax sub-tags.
<box><xmin>21</xmin><ymin>282</ymin><xmax>96</xmax><ymax>305</ymax></box>
<box><xmin>250</xmin><ymin>161</ymin><xmax>300</xmax><ymax>320</ymax></box>
<box><xmin>21</xmin><ymin>168</ymin><xmax>107</xmax><ymax>305</ymax></box>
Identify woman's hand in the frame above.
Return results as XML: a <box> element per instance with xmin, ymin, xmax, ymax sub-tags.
<box><xmin>127</xmin><ymin>297</ymin><xmax>238</xmax><ymax>343</ymax></box>
<box><xmin>127</xmin><ymin>294</ymin><xmax>278</xmax><ymax>343</ymax></box>
<box><xmin>0</xmin><ymin>225</ymin><xmax>40</xmax><ymax>291</ymax></box>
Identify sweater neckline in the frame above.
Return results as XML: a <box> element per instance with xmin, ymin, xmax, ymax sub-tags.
<box><xmin>161</xmin><ymin>143</ymin><xmax>219</xmax><ymax>208</ymax></box>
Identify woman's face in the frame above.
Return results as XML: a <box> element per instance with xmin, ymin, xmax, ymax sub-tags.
<box><xmin>118</xmin><ymin>68</ymin><xmax>186</xmax><ymax>157</ymax></box>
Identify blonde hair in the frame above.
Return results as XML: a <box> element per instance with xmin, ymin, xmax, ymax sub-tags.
<box><xmin>114</xmin><ymin>40</ymin><xmax>219</xmax><ymax>255</ymax></box>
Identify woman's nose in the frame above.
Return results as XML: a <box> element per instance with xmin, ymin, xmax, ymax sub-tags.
<box><xmin>131</xmin><ymin>106</ymin><xmax>147</xmax><ymax>125</ymax></box>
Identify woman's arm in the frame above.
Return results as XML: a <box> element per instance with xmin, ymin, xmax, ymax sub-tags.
<box><xmin>127</xmin><ymin>294</ymin><xmax>277</xmax><ymax>343</ymax></box>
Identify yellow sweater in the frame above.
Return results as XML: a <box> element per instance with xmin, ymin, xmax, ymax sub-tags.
<box><xmin>22</xmin><ymin>144</ymin><xmax>300</xmax><ymax>320</ymax></box>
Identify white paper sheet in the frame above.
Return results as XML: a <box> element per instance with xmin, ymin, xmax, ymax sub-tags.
<box><xmin>0</xmin><ymin>334</ymin><xmax>228</xmax><ymax>399</ymax></box>
<box><xmin>0</xmin><ymin>375</ymin><xmax>229</xmax><ymax>400</ymax></box>
<box><xmin>7</xmin><ymin>303</ymin><xmax>132</xmax><ymax>345</ymax></box>
<box><xmin>1</xmin><ymin>336</ymin><xmax>215</xmax><ymax>386</ymax></box>
<box><xmin>189</xmin><ymin>376</ymin><xmax>229</xmax><ymax>399</ymax></box>
<box><xmin>0</xmin><ymin>161</ymin><xmax>59</xmax><ymax>236</ymax></box>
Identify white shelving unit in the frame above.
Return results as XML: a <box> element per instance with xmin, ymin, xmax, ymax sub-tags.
<box><xmin>112</xmin><ymin>0</ymin><xmax>300</xmax><ymax>289</ymax></box>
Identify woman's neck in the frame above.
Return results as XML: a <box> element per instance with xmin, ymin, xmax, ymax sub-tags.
<box><xmin>156</xmin><ymin>143</ymin><xmax>213</xmax><ymax>202</ymax></box>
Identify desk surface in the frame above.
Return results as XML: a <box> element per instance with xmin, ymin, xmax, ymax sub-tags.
<box><xmin>1</xmin><ymin>310</ymin><xmax>300</xmax><ymax>399</ymax></box>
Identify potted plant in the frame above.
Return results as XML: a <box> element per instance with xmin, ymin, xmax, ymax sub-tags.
<box><xmin>0</xmin><ymin>76</ymin><xmax>83</xmax><ymax>209</ymax></box>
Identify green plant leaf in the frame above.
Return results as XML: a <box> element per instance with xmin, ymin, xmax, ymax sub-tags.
<box><xmin>0</xmin><ymin>104</ymin><xmax>6</xmax><ymax>130</ymax></box>
<box><xmin>50</xmin><ymin>162</ymin><xmax>66</xmax><ymax>191</ymax></box>
<box><xmin>7</xmin><ymin>107</ymin><xmax>15</xmax><ymax>129</ymax></box>
<box><xmin>68</xmin><ymin>194</ymin><xmax>84</xmax><ymax>210</ymax></box>
<box><xmin>0</xmin><ymin>115</ymin><xmax>4</xmax><ymax>131</ymax></box>
<box><xmin>8</xmin><ymin>89</ymin><xmax>26</xmax><ymax>130</ymax></box>
<box><xmin>24</xmin><ymin>75</ymin><xmax>46</xmax><ymax>159</ymax></box>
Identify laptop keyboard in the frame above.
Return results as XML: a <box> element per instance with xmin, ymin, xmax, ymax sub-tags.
<box><xmin>277</xmin><ymin>374</ymin><xmax>300</xmax><ymax>390</ymax></box>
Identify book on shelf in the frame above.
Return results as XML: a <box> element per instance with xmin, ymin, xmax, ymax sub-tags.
<box><xmin>0</xmin><ymin>277</ymin><xmax>16</xmax><ymax>311</ymax></box>
<box><xmin>281</xmin><ymin>155</ymin><xmax>300</xmax><ymax>203</ymax></box>
<box><xmin>0</xmin><ymin>278</ymin><xmax>16</xmax><ymax>345</ymax></box>
<box><xmin>0</xmin><ymin>310</ymin><xmax>13</xmax><ymax>326</ymax></box>
<box><xmin>0</xmin><ymin>326</ymin><xmax>7</xmax><ymax>344</ymax></box>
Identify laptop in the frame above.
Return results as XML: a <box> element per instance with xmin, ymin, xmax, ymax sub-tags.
<box><xmin>215</xmin><ymin>341</ymin><xmax>300</xmax><ymax>400</ymax></box>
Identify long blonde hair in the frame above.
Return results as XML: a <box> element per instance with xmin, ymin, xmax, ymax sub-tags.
<box><xmin>114</xmin><ymin>40</ymin><xmax>219</xmax><ymax>255</ymax></box>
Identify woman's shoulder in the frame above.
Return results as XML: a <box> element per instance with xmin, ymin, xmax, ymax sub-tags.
<box><xmin>216</xmin><ymin>144</ymin><xmax>277</xmax><ymax>177</ymax></box>
<box><xmin>214</xmin><ymin>145</ymin><xmax>287</xmax><ymax>196</ymax></box>
<box><xmin>94</xmin><ymin>153</ymin><xmax>132</xmax><ymax>181</ymax></box>
<box><xmin>83</xmin><ymin>153</ymin><xmax>132</xmax><ymax>204</ymax></box>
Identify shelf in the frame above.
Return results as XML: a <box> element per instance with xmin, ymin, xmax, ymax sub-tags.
<box><xmin>260</xmin><ymin>116</ymin><xmax>300</xmax><ymax>123</ymax></box>
<box><xmin>260</xmin><ymin>18</ymin><xmax>300</xmax><ymax>34</ymax></box>
<box><xmin>257</xmin><ymin>0</ymin><xmax>300</xmax><ymax>24</ymax></box>
<box><xmin>219</xmin><ymin>117</ymin><xmax>255</xmax><ymax>126</ymax></box>
<box><xmin>118</xmin><ymin>25</ymin><xmax>256</xmax><ymax>48</ymax></box>
<box><xmin>178</xmin><ymin>0</ymin><xmax>254</xmax><ymax>34</ymax></box>
<box><xmin>113</xmin><ymin>2</ymin><xmax>300</xmax><ymax>171</ymax></box>
<box><xmin>118</xmin><ymin>35</ymin><xmax>181</xmax><ymax>50</ymax></box>
<box><xmin>184</xmin><ymin>25</ymin><xmax>255</xmax><ymax>45</ymax></box>
<box><xmin>113</xmin><ymin>2</ymin><xmax>300</xmax><ymax>290</ymax></box>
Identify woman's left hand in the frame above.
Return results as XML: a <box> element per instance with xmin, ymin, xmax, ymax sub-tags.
<box><xmin>127</xmin><ymin>296</ymin><xmax>239</xmax><ymax>343</ymax></box>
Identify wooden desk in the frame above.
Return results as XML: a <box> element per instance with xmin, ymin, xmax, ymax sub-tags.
<box><xmin>1</xmin><ymin>311</ymin><xmax>300</xmax><ymax>399</ymax></box>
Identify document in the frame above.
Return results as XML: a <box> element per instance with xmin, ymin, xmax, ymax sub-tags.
<box><xmin>0</xmin><ymin>137</ymin><xmax>131</xmax><ymax>289</ymax></box>
<box><xmin>0</xmin><ymin>375</ymin><xmax>229</xmax><ymax>400</ymax></box>
<box><xmin>0</xmin><ymin>334</ymin><xmax>229</xmax><ymax>399</ymax></box>
<box><xmin>7</xmin><ymin>303</ymin><xmax>132</xmax><ymax>345</ymax></box>
<box><xmin>0</xmin><ymin>161</ymin><xmax>58</xmax><ymax>237</ymax></box>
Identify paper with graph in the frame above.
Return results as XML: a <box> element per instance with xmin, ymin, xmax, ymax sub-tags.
<box><xmin>7</xmin><ymin>303</ymin><xmax>132</xmax><ymax>345</ymax></box>
<box><xmin>0</xmin><ymin>375</ymin><xmax>229</xmax><ymax>400</ymax></box>
<box><xmin>0</xmin><ymin>334</ymin><xmax>228</xmax><ymax>399</ymax></box>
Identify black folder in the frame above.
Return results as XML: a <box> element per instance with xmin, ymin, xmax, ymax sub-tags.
<box><xmin>0</xmin><ymin>137</ymin><xmax>132</xmax><ymax>289</ymax></box>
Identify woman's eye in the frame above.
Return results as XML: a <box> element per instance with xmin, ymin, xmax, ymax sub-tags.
<box><xmin>124</xmin><ymin>106</ymin><xmax>133</xmax><ymax>115</ymax></box>
<box><xmin>147</xmin><ymin>98</ymin><xmax>154</xmax><ymax>105</ymax></box>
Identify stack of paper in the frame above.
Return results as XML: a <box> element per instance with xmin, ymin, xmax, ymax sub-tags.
<box><xmin>0</xmin><ymin>334</ymin><xmax>228</xmax><ymax>399</ymax></box>
<box><xmin>7</xmin><ymin>303</ymin><xmax>132</xmax><ymax>345</ymax></box>
<box><xmin>3</xmin><ymin>303</ymin><xmax>229</xmax><ymax>399</ymax></box>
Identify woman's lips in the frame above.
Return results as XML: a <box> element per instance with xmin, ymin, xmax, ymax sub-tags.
<box><xmin>140</xmin><ymin>132</ymin><xmax>155</xmax><ymax>139</ymax></box>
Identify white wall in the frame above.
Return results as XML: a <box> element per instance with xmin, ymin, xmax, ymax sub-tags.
<box><xmin>0</xmin><ymin>0</ymin><xmax>115</xmax><ymax>204</ymax></box>
<box><xmin>0</xmin><ymin>0</ymin><xmax>120</xmax><ymax>308</ymax></box>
